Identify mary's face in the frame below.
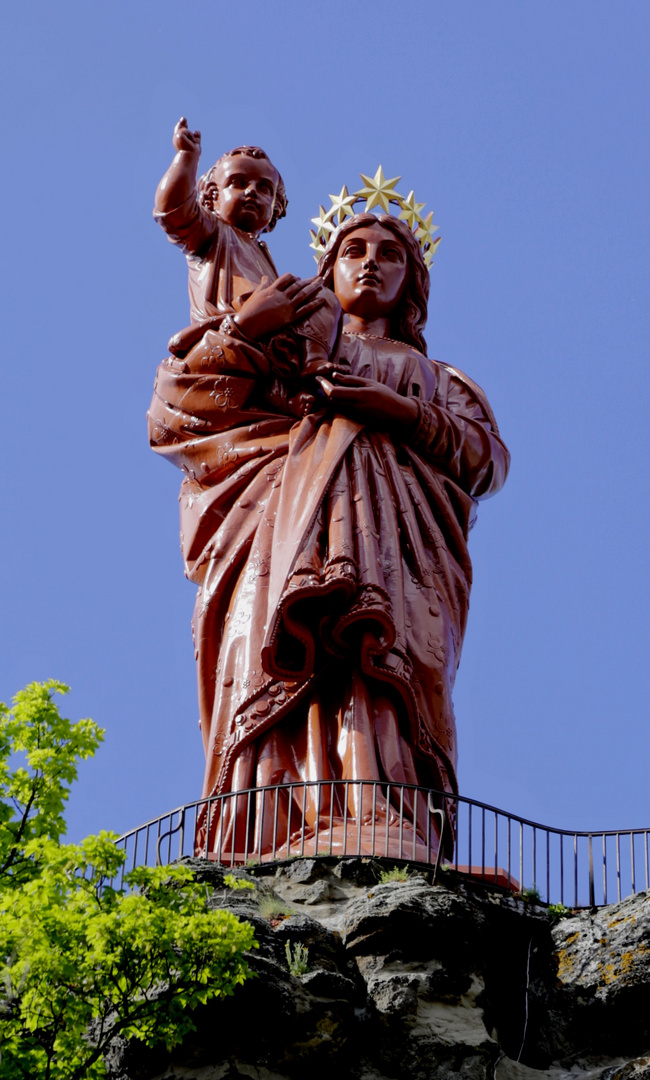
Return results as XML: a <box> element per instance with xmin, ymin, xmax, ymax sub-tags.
<box><xmin>333</xmin><ymin>223</ymin><xmax>408</xmax><ymax>320</ymax></box>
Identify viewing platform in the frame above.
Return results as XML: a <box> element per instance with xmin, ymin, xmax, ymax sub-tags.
<box><xmin>115</xmin><ymin>780</ymin><xmax>650</xmax><ymax>909</ymax></box>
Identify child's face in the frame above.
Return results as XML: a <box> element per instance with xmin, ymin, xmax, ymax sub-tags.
<box><xmin>213</xmin><ymin>156</ymin><xmax>278</xmax><ymax>233</ymax></box>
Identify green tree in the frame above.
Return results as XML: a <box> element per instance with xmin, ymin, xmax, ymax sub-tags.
<box><xmin>0</xmin><ymin>681</ymin><xmax>256</xmax><ymax>1080</ymax></box>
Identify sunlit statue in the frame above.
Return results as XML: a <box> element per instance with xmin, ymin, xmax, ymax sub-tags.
<box><xmin>154</xmin><ymin>118</ymin><xmax>340</xmax><ymax>418</ymax></box>
<box><xmin>149</xmin><ymin>124</ymin><xmax>509</xmax><ymax>859</ymax></box>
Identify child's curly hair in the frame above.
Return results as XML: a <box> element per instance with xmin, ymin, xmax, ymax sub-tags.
<box><xmin>198</xmin><ymin>147</ymin><xmax>288</xmax><ymax>233</ymax></box>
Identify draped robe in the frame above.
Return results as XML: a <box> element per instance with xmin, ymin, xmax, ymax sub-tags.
<box><xmin>148</xmin><ymin>322</ymin><xmax>509</xmax><ymax>857</ymax></box>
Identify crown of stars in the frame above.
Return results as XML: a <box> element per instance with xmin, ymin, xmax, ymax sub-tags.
<box><xmin>357</xmin><ymin>167</ymin><xmax>402</xmax><ymax>213</ymax></box>
<box><xmin>309</xmin><ymin>167</ymin><xmax>441</xmax><ymax>269</ymax></box>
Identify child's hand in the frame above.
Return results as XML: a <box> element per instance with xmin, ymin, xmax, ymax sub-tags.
<box><xmin>173</xmin><ymin>117</ymin><xmax>201</xmax><ymax>156</ymax></box>
<box><xmin>287</xmin><ymin>390</ymin><xmax>316</xmax><ymax>418</ymax></box>
<box><xmin>301</xmin><ymin>354</ymin><xmax>350</xmax><ymax>379</ymax></box>
<box><xmin>235</xmin><ymin>275</ymin><xmax>325</xmax><ymax>340</ymax></box>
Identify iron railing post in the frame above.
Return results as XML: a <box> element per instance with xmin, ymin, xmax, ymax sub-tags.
<box><xmin>111</xmin><ymin>786</ymin><xmax>648</xmax><ymax>910</ymax></box>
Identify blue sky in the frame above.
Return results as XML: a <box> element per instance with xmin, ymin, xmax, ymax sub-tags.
<box><xmin>1</xmin><ymin>1</ymin><xmax>649</xmax><ymax>843</ymax></box>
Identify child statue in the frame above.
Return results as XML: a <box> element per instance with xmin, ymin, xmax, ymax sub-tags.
<box><xmin>154</xmin><ymin>118</ymin><xmax>341</xmax><ymax>416</ymax></box>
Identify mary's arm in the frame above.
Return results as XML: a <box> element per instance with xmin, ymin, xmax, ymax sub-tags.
<box><xmin>148</xmin><ymin>320</ymin><xmax>276</xmax><ymax>451</ymax></box>
<box><xmin>322</xmin><ymin>366</ymin><xmax>509</xmax><ymax>500</ymax></box>
<box><xmin>410</xmin><ymin>363</ymin><xmax>509</xmax><ymax>499</ymax></box>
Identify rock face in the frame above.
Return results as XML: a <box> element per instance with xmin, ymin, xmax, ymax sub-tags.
<box><xmin>105</xmin><ymin>858</ymin><xmax>650</xmax><ymax>1080</ymax></box>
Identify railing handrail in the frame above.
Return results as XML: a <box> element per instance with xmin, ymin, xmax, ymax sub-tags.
<box><xmin>112</xmin><ymin>781</ymin><xmax>650</xmax><ymax>908</ymax></box>
<box><xmin>115</xmin><ymin>783</ymin><xmax>650</xmax><ymax>847</ymax></box>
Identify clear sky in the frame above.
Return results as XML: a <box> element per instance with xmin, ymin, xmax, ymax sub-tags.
<box><xmin>1</xmin><ymin>1</ymin><xmax>649</xmax><ymax>844</ymax></box>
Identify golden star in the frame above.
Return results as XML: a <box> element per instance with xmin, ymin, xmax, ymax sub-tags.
<box><xmin>328</xmin><ymin>185</ymin><xmax>357</xmax><ymax>227</ymax></box>
<box><xmin>309</xmin><ymin>229</ymin><xmax>324</xmax><ymax>255</ymax></box>
<box><xmin>356</xmin><ymin>166</ymin><xmax>402</xmax><ymax>213</ymax></box>
<box><xmin>311</xmin><ymin>204</ymin><xmax>337</xmax><ymax>235</ymax></box>
<box><xmin>415</xmin><ymin>210</ymin><xmax>440</xmax><ymax>247</ymax></box>
<box><xmin>398</xmin><ymin>190</ymin><xmax>426</xmax><ymax>230</ymax></box>
<box><xmin>423</xmin><ymin>236</ymin><xmax>442</xmax><ymax>268</ymax></box>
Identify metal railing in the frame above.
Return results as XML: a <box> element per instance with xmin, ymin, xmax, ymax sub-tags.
<box><xmin>114</xmin><ymin>781</ymin><xmax>650</xmax><ymax>908</ymax></box>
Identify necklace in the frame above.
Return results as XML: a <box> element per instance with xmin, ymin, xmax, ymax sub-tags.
<box><xmin>342</xmin><ymin>328</ymin><xmax>405</xmax><ymax>348</ymax></box>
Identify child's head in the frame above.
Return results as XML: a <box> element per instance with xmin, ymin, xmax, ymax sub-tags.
<box><xmin>198</xmin><ymin>147</ymin><xmax>288</xmax><ymax>234</ymax></box>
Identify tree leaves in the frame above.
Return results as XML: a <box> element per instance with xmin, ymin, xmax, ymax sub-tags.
<box><xmin>0</xmin><ymin>682</ymin><xmax>256</xmax><ymax>1080</ymax></box>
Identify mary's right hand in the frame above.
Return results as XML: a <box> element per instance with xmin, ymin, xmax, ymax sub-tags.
<box><xmin>317</xmin><ymin>371</ymin><xmax>420</xmax><ymax>439</ymax></box>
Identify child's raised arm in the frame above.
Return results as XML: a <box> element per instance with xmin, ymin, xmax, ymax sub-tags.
<box><xmin>154</xmin><ymin>118</ymin><xmax>217</xmax><ymax>255</ymax></box>
<box><xmin>155</xmin><ymin>117</ymin><xmax>202</xmax><ymax>214</ymax></box>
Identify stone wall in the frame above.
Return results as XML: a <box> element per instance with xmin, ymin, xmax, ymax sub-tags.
<box><xmin>106</xmin><ymin>857</ymin><xmax>650</xmax><ymax>1080</ymax></box>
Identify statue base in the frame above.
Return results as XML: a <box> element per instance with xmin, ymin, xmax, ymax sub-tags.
<box><xmin>206</xmin><ymin>820</ymin><xmax>441</xmax><ymax>864</ymax></box>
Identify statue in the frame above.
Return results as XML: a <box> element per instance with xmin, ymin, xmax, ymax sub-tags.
<box><xmin>153</xmin><ymin>118</ymin><xmax>341</xmax><ymax>418</ymax></box>
<box><xmin>149</xmin><ymin>123</ymin><xmax>510</xmax><ymax>860</ymax></box>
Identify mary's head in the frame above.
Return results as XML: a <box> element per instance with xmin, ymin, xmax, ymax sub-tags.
<box><xmin>318</xmin><ymin>213</ymin><xmax>430</xmax><ymax>354</ymax></box>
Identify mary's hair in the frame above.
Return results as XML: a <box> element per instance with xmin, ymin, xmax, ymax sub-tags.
<box><xmin>198</xmin><ymin>146</ymin><xmax>288</xmax><ymax>232</ymax></box>
<box><xmin>317</xmin><ymin>213</ymin><xmax>429</xmax><ymax>354</ymax></box>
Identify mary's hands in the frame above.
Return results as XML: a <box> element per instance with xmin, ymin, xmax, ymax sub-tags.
<box><xmin>234</xmin><ymin>274</ymin><xmax>325</xmax><ymax>341</ymax></box>
<box><xmin>316</xmin><ymin>372</ymin><xmax>420</xmax><ymax>438</ymax></box>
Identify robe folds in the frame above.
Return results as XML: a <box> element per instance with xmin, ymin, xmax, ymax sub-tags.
<box><xmin>148</xmin><ymin>322</ymin><xmax>509</xmax><ymax>857</ymax></box>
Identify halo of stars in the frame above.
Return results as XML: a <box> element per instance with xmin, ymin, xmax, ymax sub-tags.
<box><xmin>310</xmin><ymin>166</ymin><xmax>441</xmax><ymax>269</ymax></box>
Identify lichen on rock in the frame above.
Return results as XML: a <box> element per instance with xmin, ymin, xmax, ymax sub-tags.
<box><xmin>104</xmin><ymin>858</ymin><xmax>650</xmax><ymax>1080</ymax></box>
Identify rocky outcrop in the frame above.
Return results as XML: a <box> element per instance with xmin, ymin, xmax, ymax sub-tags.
<box><xmin>106</xmin><ymin>858</ymin><xmax>650</xmax><ymax>1080</ymax></box>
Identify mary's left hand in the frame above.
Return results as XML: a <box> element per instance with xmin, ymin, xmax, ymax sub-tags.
<box><xmin>317</xmin><ymin>372</ymin><xmax>419</xmax><ymax>438</ymax></box>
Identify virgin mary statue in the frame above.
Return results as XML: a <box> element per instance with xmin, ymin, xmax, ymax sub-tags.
<box><xmin>148</xmin><ymin>203</ymin><xmax>509</xmax><ymax>861</ymax></box>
